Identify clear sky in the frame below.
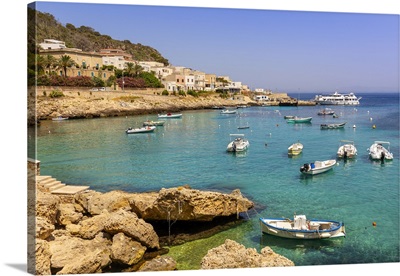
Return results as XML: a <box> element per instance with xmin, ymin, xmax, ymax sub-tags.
<box><xmin>32</xmin><ymin>0</ymin><xmax>400</xmax><ymax>93</ymax></box>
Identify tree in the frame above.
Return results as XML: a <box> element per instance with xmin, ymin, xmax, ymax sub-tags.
<box><xmin>133</xmin><ymin>62</ymin><xmax>143</xmax><ymax>77</ymax></box>
<box><xmin>125</xmin><ymin>62</ymin><xmax>134</xmax><ymax>77</ymax></box>
<box><xmin>43</xmin><ymin>55</ymin><xmax>57</xmax><ymax>74</ymax></box>
<box><xmin>58</xmin><ymin>55</ymin><xmax>75</xmax><ymax>77</ymax></box>
<box><xmin>107</xmin><ymin>75</ymin><xmax>117</xmax><ymax>90</ymax></box>
<box><xmin>35</xmin><ymin>55</ymin><xmax>46</xmax><ymax>75</ymax></box>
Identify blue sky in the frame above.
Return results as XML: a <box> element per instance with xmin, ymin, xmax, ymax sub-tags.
<box><xmin>32</xmin><ymin>1</ymin><xmax>400</xmax><ymax>93</ymax></box>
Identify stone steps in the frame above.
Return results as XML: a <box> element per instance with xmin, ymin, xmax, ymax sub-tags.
<box><xmin>36</xmin><ymin>175</ymin><xmax>90</xmax><ymax>195</ymax></box>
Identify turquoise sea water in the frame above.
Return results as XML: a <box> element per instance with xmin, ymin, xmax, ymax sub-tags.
<box><xmin>28</xmin><ymin>93</ymin><xmax>399</xmax><ymax>269</ymax></box>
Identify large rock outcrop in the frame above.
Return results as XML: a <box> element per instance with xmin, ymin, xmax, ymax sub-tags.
<box><xmin>201</xmin><ymin>239</ymin><xmax>295</xmax><ymax>269</ymax></box>
<box><xmin>33</xmin><ymin>184</ymin><xmax>259</xmax><ymax>274</ymax></box>
<box><xmin>76</xmin><ymin>186</ymin><xmax>254</xmax><ymax>221</ymax></box>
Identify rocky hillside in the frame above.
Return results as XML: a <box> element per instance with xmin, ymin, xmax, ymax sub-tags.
<box><xmin>27</xmin><ymin>7</ymin><xmax>169</xmax><ymax>65</ymax></box>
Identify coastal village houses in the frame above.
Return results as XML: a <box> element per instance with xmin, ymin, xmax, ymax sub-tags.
<box><xmin>38</xmin><ymin>39</ymin><xmax>248</xmax><ymax>93</ymax></box>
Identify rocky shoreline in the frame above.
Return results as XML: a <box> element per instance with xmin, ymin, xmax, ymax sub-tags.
<box><xmin>28</xmin><ymin>87</ymin><xmax>314</xmax><ymax>124</ymax></box>
<box><xmin>32</xmin><ymin>183</ymin><xmax>295</xmax><ymax>274</ymax></box>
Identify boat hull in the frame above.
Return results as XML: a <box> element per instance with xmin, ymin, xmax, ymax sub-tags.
<box><xmin>300</xmin><ymin>160</ymin><xmax>336</xmax><ymax>175</ymax></box>
<box><xmin>286</xmin><ymin>117</ymin><xmax>312</xmax><ymax>123</ymax></box>
<box><xmin>320</xmin><ymin>122</ymin><xmax>346</xmax><ymax>129</ymax></box>
<box><xmin>157</xmin><ymin>113</ymin><xmax>182</xmax><ymax>118</ymax></box>
<box><xmin>260</xmin><ymin>218</ymin><xmax>346</xmax><ymax>239</ymax></box>
<box><xmin>126</xmin><ymin>126</ymin><xmax>156</xmax><ymax>134</ymax></box>
<box><xmin>337</xmin><ymin>143</ymin><xmax>357</xmax><ymax>159</ymax></box>
<box><xmin>288</xmin><ymin>143</ymin><xmax>303</xmax><ymax>156</ymax></box>
<box><xmin>368</xmin><ymin>142</ymin><xmax>393</xmax><ymax>160</ymax></box>
<box><xmin>143</xmin><ymin>120</ymin><xmax>165</xmax><ymax>126</ymax></box>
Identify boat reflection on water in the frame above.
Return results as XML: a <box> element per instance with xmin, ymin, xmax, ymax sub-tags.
<box><xmin>258</xmin><ymin>230</ymin><xmax>345</xmax><ymax>252</ymax></box>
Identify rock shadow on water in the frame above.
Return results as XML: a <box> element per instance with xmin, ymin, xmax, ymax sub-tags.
<box><xmin>150</xmin><ymin>215</ymin><xmax>249</xmax><ymax>246</ymax></box>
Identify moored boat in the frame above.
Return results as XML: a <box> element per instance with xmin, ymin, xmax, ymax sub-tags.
<box><xmin>220</xmin><ymin>109</ymin><xmax>237</xmax><ymax>114</ymax></box>
<box><xmin>143</xmin><ymin>120</ymin><xmax>165</xmax><ymax>126</ymax></box>
<box><xmin>286</xmin><ymin>116</ymin><xmax>312</xmax><ymax>123</ymax></box>
<box><xmin>368</xmin><ymin>141</ymin><xmax>393</xmax><ymax>161</ymax></box>
<box><xmin>288</xmin><ymin>142</ymin><xmax>303</xmax><ymax>156</ymax></box>
<box><xmin>314</xmin><ymin>91</ymin><xmax>361</xmax><ymax>105</ymax></box>
<box><xmin>337</xmin><ymin>140</ymin><xmax>357</xmax><ymax>159</ymax></box>
<box><xmin>52</xmin><ymin>116</ymin><xmax>69</xmax><ymax>121</ymax></box>
<box><xmin>260</xmin><ymin>214</ymin><xmax>346</xmax><ymax>239</ymax></box>
<box><xmin>300</xmin><ymin>159</ymin><xmax>336</xmax><ymax>175</ymax></box>
<box><xmin>284</xmin><ymin>115</ymin><xmax>295</xmax><ymax>119</ymax></box>
<box><xmin>227</xmin><ymin>134</ymin><xmax>249</xmax><ymax>152</ymax></box>
<box><xmin>320</xmin><ymin>122</ymin><xmax>346</xmax><ymax>129</ymax></box>
<box><xmin>318</xmin><ymin>108</ymin><xmax>335</xmax><ymax>115</ymax></box>
<box><xmin>125</xmin><ymin>126</ymin><xmax>156</xmax><ymax>134</ymax></box>
<box><xmin>157</xmin><ymin>113</ymin><xmax>182</xmax><ymax>118</ymax></box>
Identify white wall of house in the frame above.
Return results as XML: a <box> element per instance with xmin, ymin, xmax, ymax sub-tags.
<box><xmin>138</xmin><ymin>61</ymin><xmax>164</xmax><ymax>67</ymax></box>
<box><xmin>39</xmin><ymin>39</ymin><xmax>66</xmax><ymax>50</ymax></box>
<box><xmin>152</xmin><ymin>67</ymin><xmax>174</xmax><ymax>79</ymax></box>
<box><xmin>254</xmin><ymin>95</ymin><xmax>269</xmax><ymax>101</ymax></box>
<box><xmin>194</xmin><ymin>71</ymin><xmax>206</xmax><ymax>90</ymax></box>
<box><xmin>184</xmin><ymin>75</ymin><xmax>195</xmax><ymax>90</ymax></box>
<box><xmin>165</xmin><ymin>81</ymin><xmax>178</xmax><ymax>92</ymax></box>
<box><xmin>102</xmin><ymin>56</ymin><xmax>125</xmax><ymax>69</ymax></box>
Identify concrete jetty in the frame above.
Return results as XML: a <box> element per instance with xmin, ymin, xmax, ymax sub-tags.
<box><xmin>36</xmin><ymin>175</ymin><xmax>90</xmax><ymax>195</ymax></box>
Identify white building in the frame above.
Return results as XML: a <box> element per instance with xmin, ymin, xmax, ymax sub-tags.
<box><xmin>193</xmin><ymin>70</ymin><xmax>206</xmax><ymax>90</ymax></box>
<box><xmin>185</xmin><ymin>75</ymin><xmax>195</xmax><ymax>91</ymax></box>
<box><xmin>254</xmin><ymin>95</ymin><xmax>269</xmax><ymax>101</ymax></box>
<box><xmin>102</xmin><ymin>56</ymin><xmax>126</xmax><ymax>70</ymax></box>
<box><xmin>39</xmin><ymin>39</ymin><xmax>66</xmax><ymax>50</ymax></box>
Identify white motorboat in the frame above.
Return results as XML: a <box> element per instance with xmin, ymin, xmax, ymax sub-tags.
<box><xmin>125</xmin><ymin>126</ymin><xmax>156</xmax><ymax>134</ymax></box>
<box><xmin>227</xmin><ymin>134</ymin><xmax>249</xmax><ymax>152</ymax></box>
<box><xmin>220</xmin><ymin>109</ymin><xmax>237</xmax><ymax>114</ymax></box>
<box><xmin>317</xmin><ymin>108</ymin><xmax>335</xmax><ymax>115</ymax></box>
<box><xmin>320</xmin><ymin>122</ymin><xmax>346</xmax><ymax>129</ymax></box>
<box><xmin>286</xmin><ymin>116</ymin><xmax>312</xmax><ymax>123</ymax></box>
<box><xmin>314</xmin><ymin>91</ymin><xmax>361</xmax><ymax>105</ymax></box>
<box><xmin>143</xmin><ymin>120</ymin><xmax>165</xmax><ymax>126</ymax></box>
<box><xmin>337</xmin><ymin>140</ymin><xmax>357</xmax><ymax>159</ymax></box>
<box><xmin>52</xmin><ymin>116</ymin><xmax>69</xmax><ymax>121</ymax></box>
<box><xmin>260</xmin><ymin>214</ymin><xmax>346</xmax><ymax>239</ymax></box>
<box><xmin>157</xmin><ymin>113</ymin><xmax>182</xmax><ymax>118</ymax></box>
<box><xmin>288</xmin><ymin>142</ymin><xmax>303</xmax><ymax>156</ymax></box>
<box><xmin>368</xmin><ymin>141</ymin><xmax>393</xmax><ymax>161</ymax></box>
<box><xmin>300</xmin><ymin>159</ymin><xmax>336</xmax><ymax>175</ymax></box>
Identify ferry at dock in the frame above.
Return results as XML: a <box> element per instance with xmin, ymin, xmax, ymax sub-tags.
<box><xmin>314</xmin><ymin>91</ymin><xmax>361</xmax><ymax>105</ymax></box>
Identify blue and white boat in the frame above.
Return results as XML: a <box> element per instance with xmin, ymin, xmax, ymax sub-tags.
<box><xmin>260</xmin><ymin>214</ymin><xmax>346</xmax><ymax>239</ymax></box>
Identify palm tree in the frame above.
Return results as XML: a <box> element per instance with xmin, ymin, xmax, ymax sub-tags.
<box><xmin>35</xmin><ymin>55</ymin><xmax>45</xmax><ymax>75</ymax></box>
<box><xmin>125</xmin><ymin>62</ymin><xmax>134</xmax><ymax>77</ymax></box>
<box><xmin>43</xmin><ymin>55</ymin><xmax>57</xmax><ymax>74</ymax></box>
<box><xmin>58</xmin><ymin>55</ymin><xmax>75</xmax><ymax>77</ymax></box>
<box><xmin>133</xmin><ymin>62</ymin><xmax>144</xmax><ymax>77</ymax></box>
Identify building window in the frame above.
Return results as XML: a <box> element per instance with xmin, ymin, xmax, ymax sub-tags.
<box><xmin>78</xmin><ymin>71</ymin><xmax>81</xmax><ymax>76</ymax></box>
<box><xmin>103</xmin><ymin>73</ymin><xmax>106</xmax><ymax>78</ymax></box>
<box><xmin>91</xmin><ymin>72</ymin><xmax>94</xmax><ymax>77</ymax></box>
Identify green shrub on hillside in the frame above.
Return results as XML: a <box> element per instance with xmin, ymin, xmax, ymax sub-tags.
<box><xmin>49</xmin><ymin>90</ymin><xmax>64</xmax><ymax>98</ymax></box>
<box><xmin>187</xmin><ymin>90</ymin><xmax>199</xmax><ymax>97</ymax></box>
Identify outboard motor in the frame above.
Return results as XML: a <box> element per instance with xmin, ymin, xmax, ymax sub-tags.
<box><xmin>300</xmin><ymin>163</ymin><xmax>309</xmax><ymax>172</ymax></box>
<box><xmin>343</xmin><ymin>151</ymin><xmax>348</xmax><ymax>161</ymax></box>
<box><xmin>380</xmin><ymin>151</ymin><xmax>385</xmax><ymax>162</ymax></box>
